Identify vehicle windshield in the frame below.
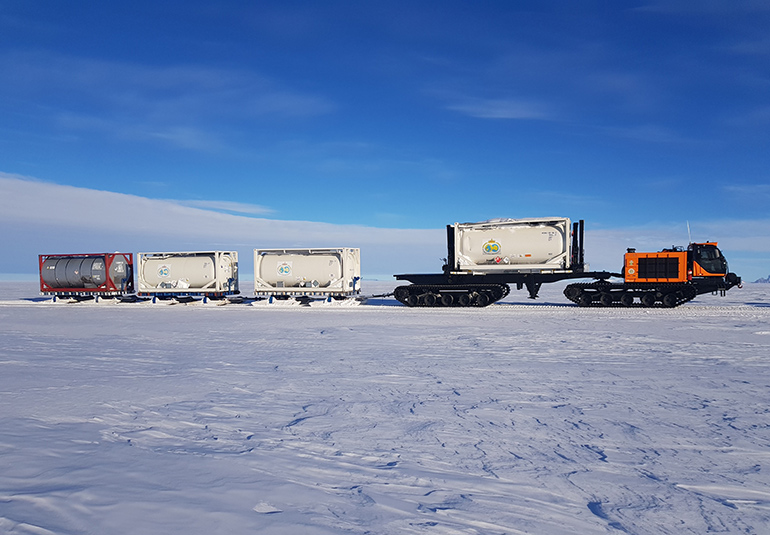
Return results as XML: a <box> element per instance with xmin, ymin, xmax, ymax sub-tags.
<box><xmin>692</xmin><ymin>245</ymin><xmax>727</xmax><ymax>275</ymax></box>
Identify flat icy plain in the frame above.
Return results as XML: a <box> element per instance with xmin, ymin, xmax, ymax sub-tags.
<box><xmin>1</xmin><ymin>281</ymin><xmax>769</xmax><ymax>534</ymax></box>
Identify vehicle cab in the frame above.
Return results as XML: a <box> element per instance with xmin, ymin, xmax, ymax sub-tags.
<box><xmin>688</xmin><ymin>242</ymin><xmax>728</xmax><ymax>278</ymax></box>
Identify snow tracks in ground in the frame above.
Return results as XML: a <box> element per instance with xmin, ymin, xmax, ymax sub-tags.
<box><xmin>1</xmin><ymin>291</ymin><xmax>769</xmax><ymax>533</ymax></box>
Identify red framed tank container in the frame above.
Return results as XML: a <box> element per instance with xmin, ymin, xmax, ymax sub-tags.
<box><xmin>39</xmin><ymin>253</ymin><xmax>134</xmax><ymax>296</ymax></box>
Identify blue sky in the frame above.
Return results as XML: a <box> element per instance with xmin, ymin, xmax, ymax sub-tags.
<box><xmin>1</xmin><ymin>1</ymin><xmax>769</xmax><ymax>280</ymax></box>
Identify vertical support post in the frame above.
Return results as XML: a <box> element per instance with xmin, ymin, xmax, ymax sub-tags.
<box><xmin>579</xmin><ymin>219</ymin><xmax>585</xmax><ymax>270</ymax></box>
<box><xmin>524</xmin><ymin>277</ymin><xmax>542</xmax><ymax>299</ymax></box>
<box><xmin>445</xmin><ymin>224</ymin><xmax>456</xmax><ymax>272</ymax></box>
<box><xmin>571</xmin><ymin>222</ymin><xmax>579</xmax><ymax>269</ymax></box>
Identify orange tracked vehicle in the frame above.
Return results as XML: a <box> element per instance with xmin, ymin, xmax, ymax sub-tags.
<box><xmin>563</xmin><ymin>242</ymin><xmax>742</xmax><ymax>307</ymax></box>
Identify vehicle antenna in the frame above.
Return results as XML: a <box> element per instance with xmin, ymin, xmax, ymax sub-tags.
<box><xmin>687</xmin><ymin>220</ymin><xmax>692</xmax><ymax>244</ymax></box>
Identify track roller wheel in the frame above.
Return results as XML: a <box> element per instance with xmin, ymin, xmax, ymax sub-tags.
<box><xmin>599</xmin><ymin>293</ymin><xmax>614</xmax><ymax>306</ymax></box>
<box><xmin>423</xmin><ymin>292</ymin><xmax>437</xmax><ymax>306</ymax></box>
<box><xmin>640</xmin><ymin>293</ymin><xmax>656</xmax><ymax>307</ymax></box>
<box><xmin>491</xmin><ymin>286</ymin><xmax>505</xmax><ymax>302</ymax></box>
<box><xmin>475</xmin><ymin>292</ymin><xmax>490</xmax><ymax>307</ymax></box>
<box><xmin>406</xmin><ymin>294</ymin><xmax>419</xmax><ymax>307</ymax></box>
<box><xmin>620</xmin><ymin>292</ymin><xmax>634</xmax><ymax>307</ymax></box>
<box><xmin>578</xmin><ymin>293</ymin><xmax>593</xmax><ymax>307</ymax></box>
<box><xmin>662</xmin><ymin>293</ymin><xmax>678</xmax><ymax>308</ymax></box>
<box><xmin>394</xmin><ymin>287</ymin><xmax>409</xmax><ymax>303</ymax></box>
<box><xmin>564</xmin><ymin>286</ymin><xmax>582</xmax><ymax>301</ymax></box>
<box><xmin>457</xmin><ymin>293</ymin><xmax>471</xmax><ymax>307</ymax></box>
<box><xmin>440</xmin><ymin>293</ymin><xmax>453</xmax><ymax>306</ymax></box>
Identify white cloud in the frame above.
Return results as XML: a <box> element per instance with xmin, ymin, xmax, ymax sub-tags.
<box><xmin>2</xmin><ymin>173</ymin><xmax>767</xmax><ymax>281</ymax></box>
<box><xmin>0</xmin><ymin>173</ymin><xmax>444</xmax><ymax>278</ymax></box>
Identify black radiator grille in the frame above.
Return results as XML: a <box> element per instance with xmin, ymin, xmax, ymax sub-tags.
<box><xmin>638</xmin><ymin>257</ymin><xmax>680</xmax><ymax>279</ymax></box>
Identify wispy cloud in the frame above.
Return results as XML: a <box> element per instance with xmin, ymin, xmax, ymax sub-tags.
<box><xmin>145</xmin><ymin>127</ymin><xmax>226</xmax><ymax>152</ymax></box>
<box><xmin>723</xmin><ymin>183</ymin><xmax>770</xmax><ymax>202</ymax></box>
<box><xmin>171</xmin><ymin>199</ymin><xmax>275</xmax><ymax>216</ymax></box>
<box><xmin>446</xmin><ymin>97</ymin><xmax>551</xmax><ymax>120</ymax></box>
<box><xmin>52</xmin><ymin>113</ymin><xmax>227</xmax><ymax>152</ymax></box>
<box><xmin>1</xmin><ymin>51</ymin><xmax>335</xmax><ymax>150</ymax></box>
<box><xmin>264</xmin><ymin>138</ymin><xmax>461</xmax><ymax>186</ymax></box>
<box><xmin>5</xmin><ymin>51</ymin><xmax>334</xmax><ymax>118</ymax></box>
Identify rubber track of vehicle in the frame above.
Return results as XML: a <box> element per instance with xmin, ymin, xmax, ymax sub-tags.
<box><xmin>563</xmin><ymin>282</ymin><xmax>697</xmax><ymax>308</ymax></box>
<box><xmin>394</xmin><ymin>284</ymin><xmax>509</xmax><ymax>307</ymax></box>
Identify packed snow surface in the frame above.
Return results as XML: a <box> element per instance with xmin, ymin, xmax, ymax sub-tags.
<box><xmin>1</xmin><ymin>282</ymin><xmax>769</xmax><ymax>534</ymax></box>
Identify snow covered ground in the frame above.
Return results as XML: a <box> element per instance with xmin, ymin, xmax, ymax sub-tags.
<box><xmin>1</xmin><ymin>281</ymin><xmax>769</xmax><ymax>534</ymax></box>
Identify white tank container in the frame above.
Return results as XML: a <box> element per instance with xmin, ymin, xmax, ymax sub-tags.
<box><xmin>451</xmin><ymin>217</ymin><xmax>571</xmax><ymax>273</ymax></box>
<box><xmin>137</xmin><ymin>251</ymin><xmax>239</xmax><ymax>295</ymax></box>
<box><xmin>254</xmin><ymin>248</ymin><xmax>361</xmax><ymax>296</ymax></box>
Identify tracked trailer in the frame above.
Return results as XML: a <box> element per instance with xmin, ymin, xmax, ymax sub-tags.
<box><xmin>394</xmin><ymin>218</ymin><xmax>741</xmax><ymax>308</ymax></box>
<box><xmin>394</xmin><ymin>218</ymin><xmax>616</xmax><ymax>307</ymax></box>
